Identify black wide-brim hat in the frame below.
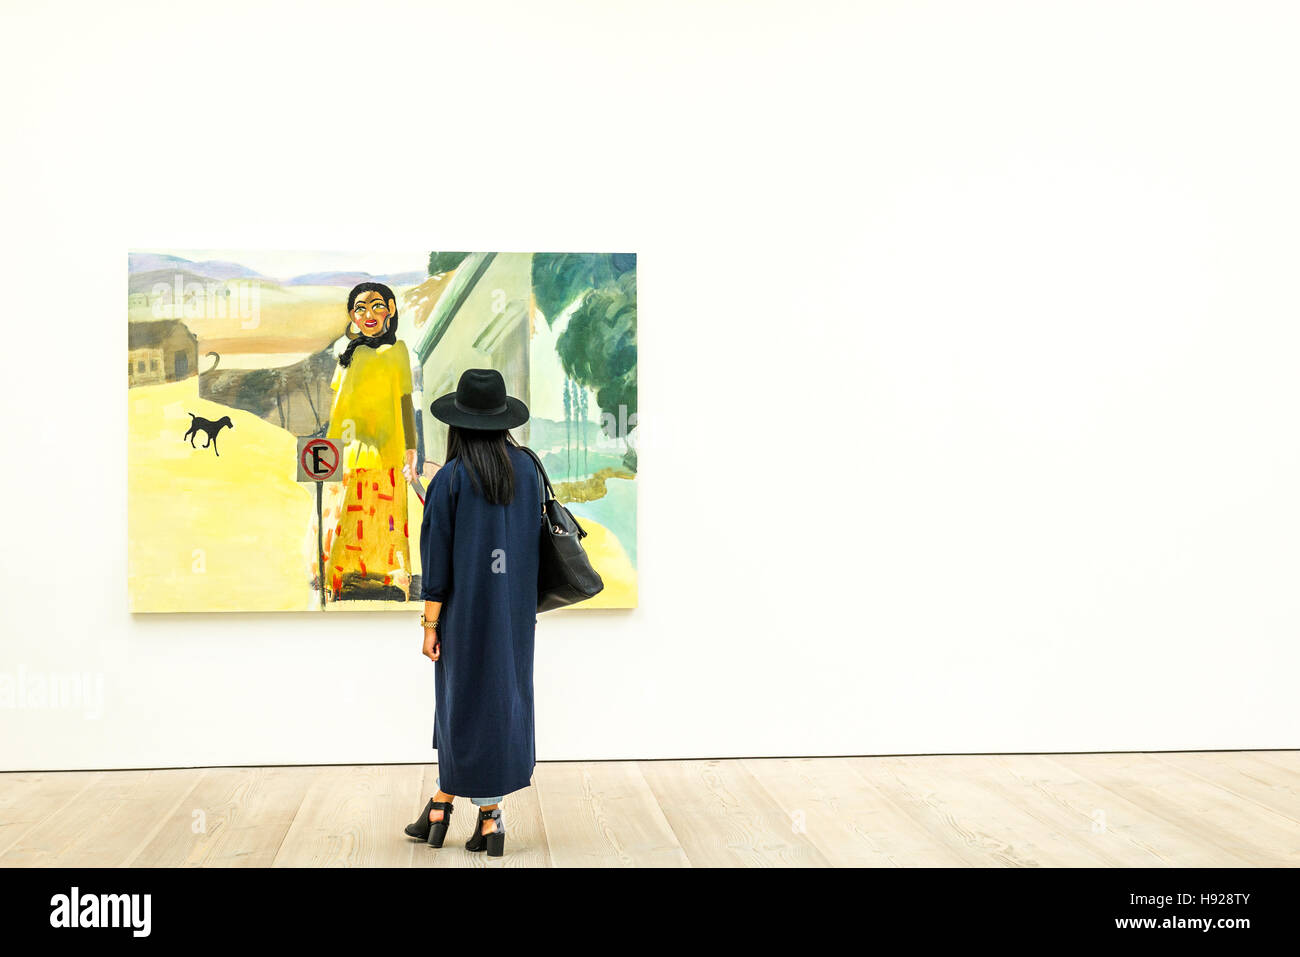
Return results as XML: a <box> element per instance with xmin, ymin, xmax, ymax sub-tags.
<box><xmin>430</xmin><ymin>368</ymin><xmax>529</xmax><ymax>430</ymax></box>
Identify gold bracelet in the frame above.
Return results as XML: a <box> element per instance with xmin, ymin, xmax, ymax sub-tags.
<box><xmin>420</xmin><ymin>613</ymin><xmax>439</xmax><ymax>630</ymax></box>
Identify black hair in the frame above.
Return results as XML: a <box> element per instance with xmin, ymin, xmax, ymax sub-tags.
<box><xmin>446</xmin><ymin>425</ymin><xmax>518</xmax><ymax>506</ymax></box>
<box><xmin>338</xmin><ymin>281</ymin><xmax>399</xmax><ymax>368</ymax></box>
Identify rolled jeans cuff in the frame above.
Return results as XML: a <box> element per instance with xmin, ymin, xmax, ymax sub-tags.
<box><xmin>435</xmin><ymin>775</ymin><xmax>503</xmax><ymax>807</ymax></box>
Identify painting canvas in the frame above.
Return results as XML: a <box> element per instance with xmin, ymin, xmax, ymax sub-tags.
<box><xmin>127</xmin><ymin>250</ymin><xmax>637</xmax><ymax>613</ymax></box>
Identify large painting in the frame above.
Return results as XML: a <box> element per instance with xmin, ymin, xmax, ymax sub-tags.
<box><xmin>127</xmin><ymin>250</ymin><xmax>637</xmax><ymax>613</ymax></box>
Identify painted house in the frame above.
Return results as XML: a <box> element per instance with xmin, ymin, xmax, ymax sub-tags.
<box><xmin>128</xmin><ymin>319</ymin><xmax>198</xmax><ymax>387</ymax></box>
<box><xmin>409</xmin><ymin>252</ymin><xmax>533</xmax><ymax>463</ymax></box>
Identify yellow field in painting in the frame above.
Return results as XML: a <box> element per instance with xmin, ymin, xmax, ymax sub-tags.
<box><xmin>567</xmin><ymin>519</ymin><xmax>637</xmax><ymax>609</ymax></box>
<box><xmin>127</xmin><ymin>377</ymin><xmax>636</xmax><ymax>612</ymax></box>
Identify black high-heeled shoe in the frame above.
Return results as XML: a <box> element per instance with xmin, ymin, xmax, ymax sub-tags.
<box><xmin>464</xmin><ymin>807</ymin><xmax>505</xmax><ymax>857</ymax></box>
<box><xmin>403</xmin><ymin>798</ymin><xmax>455</xmax><ymax>847</ymax></box>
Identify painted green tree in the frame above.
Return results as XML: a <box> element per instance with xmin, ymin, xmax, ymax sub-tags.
<box><xmin>532</xmin><ymin>252</ymin><xmax>636</xmax><ymax>328</ymax></box>
<box><xmin>554</xmin><ymin>268</ymin><xmax>637</xmax><ymax>472</ymax></box>
<box><xmin>427</xmin><ymin>251</ymin><xmax>471</xmax><ymax>277</ymax></box>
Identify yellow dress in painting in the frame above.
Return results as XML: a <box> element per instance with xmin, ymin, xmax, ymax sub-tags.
<box><xmin>316</xmin><ymin>340</ymin><xmax>414</xmax><ymax>599</ymax></box>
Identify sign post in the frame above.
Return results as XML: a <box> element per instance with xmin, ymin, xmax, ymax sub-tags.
<box><xmin>296</xmin><ymin>437</ymin><xmax>343</xmax><ymax>610</ymax></box>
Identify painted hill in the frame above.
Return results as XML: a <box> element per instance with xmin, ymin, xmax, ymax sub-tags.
<box><xmin>128</xmin><ymin>253</ymin><xmax>267</xmax><ymax>281</ymax></box>
<box><xmin>128</xmin><ymin>268</ymin><xmax>255</xmax><ymax>296</ymax></box>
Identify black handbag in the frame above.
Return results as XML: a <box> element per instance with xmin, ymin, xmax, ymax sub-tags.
<box><xmin>519</xmin><ymin>446</ymin><xmax>605</xmax><ymax>612</ymax></box>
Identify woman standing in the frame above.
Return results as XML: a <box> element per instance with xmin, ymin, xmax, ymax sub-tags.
<box><xmin>404</xmin><ymin>368</ymin><xmax>542</xmax><ymax>857</ymax></box>
<box><xmin>317</xmin><ymin>282</ymin><xmax>419</xmax><ymax>601</ymax></box>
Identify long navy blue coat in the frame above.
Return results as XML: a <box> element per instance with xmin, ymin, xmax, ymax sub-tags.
<box><xmin>419</xmin><ymin>445</ymin><xmax>542</xmax><ymax>798</ymax></box>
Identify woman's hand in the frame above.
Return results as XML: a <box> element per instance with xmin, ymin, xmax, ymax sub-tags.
<box><xmin>422</xmin><ymin>600</ymin><xmax>443</xmax><ymax>661</ymax></box>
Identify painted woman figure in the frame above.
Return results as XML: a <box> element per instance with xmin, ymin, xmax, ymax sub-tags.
<box><xmin>318</xmin><ymin>282</ymin><xmax>419</xmax><ymax>601</ymax></box>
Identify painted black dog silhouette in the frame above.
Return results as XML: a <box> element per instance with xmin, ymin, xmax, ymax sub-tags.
<box><xmin>183</xmin><ymin>412</ymin><xmax>234</xmax><ymax>456</ymax></box>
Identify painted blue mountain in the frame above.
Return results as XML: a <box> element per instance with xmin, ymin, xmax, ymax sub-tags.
<box><xmin>128</xmin><ymin>252</ymin><xmax>267</xmax><ymax>281</ymax></box>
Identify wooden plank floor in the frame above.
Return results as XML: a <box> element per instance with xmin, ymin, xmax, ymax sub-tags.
<box><xmin>0</xmin><ymin>752</ymin><xmax>1294</xmax><ymax>867</ymax></box>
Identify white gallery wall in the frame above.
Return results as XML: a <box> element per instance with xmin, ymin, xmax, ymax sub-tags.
<box><xmin>1</xmin><ymin>0</ymin><xmax>1297</xmax><ymax>771</ymax></box>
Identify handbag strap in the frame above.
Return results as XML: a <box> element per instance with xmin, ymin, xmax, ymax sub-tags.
<box><xmin>517</xmin><ymin>445</ymin><xmax>588</xmax><ymax>539</ymax></box>
<box><xmin>518</xmin><ymin>445</ymin><xmax>555</xmax><ymax>502</ymax></box>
